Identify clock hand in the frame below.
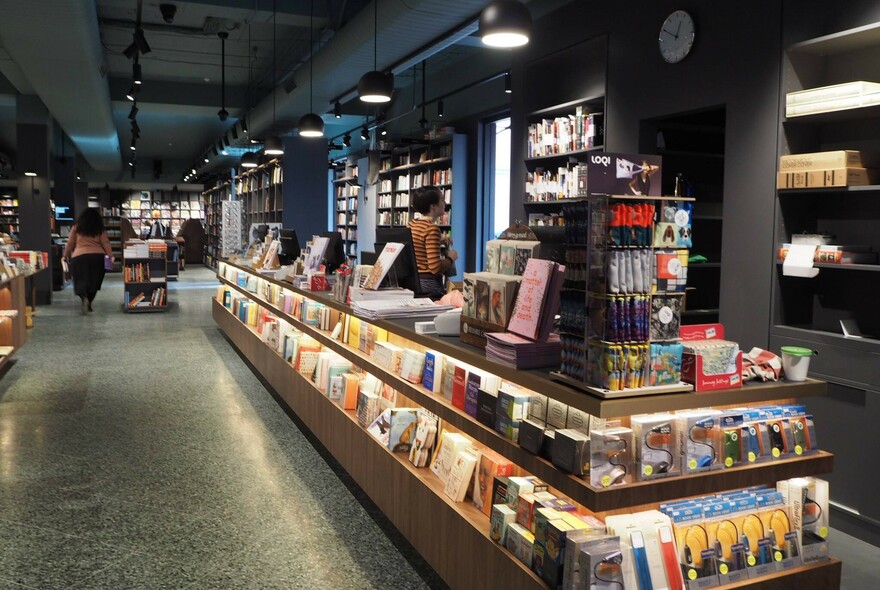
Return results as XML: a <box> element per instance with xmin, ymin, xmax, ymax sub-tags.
<box><xmin>661</xmin><ymin>27</ymin><xmax>678</xmax><ymax>39</ymax></box>
<box><xmin>675</xmin><ymin>19</ymin><xmax>682</xmax><ymax>38</ymax></box>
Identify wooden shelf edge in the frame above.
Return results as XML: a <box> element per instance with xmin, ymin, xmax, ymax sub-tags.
<box><xmin>216</xmin><ymin>282</ymin><xmax>836</xmax><ymax>513</ymax></box>
<box><xmin>218</xmin><ymin>261</ymin><xmax>829</xmax><ymax>418</ymax></box>
<box><xmin>212</xmin><ymin>299</ymin><xmax>546</xmax><ymax>590</ymax></box>
<box><xmin>586</xmin><ymin>451</ymin><xmax>834</xmax><ymax>512</ymax></box>
<box><xmin>723</xmin><ymin>557</ymin><xmax>841</xmax><ymax>590</ymax></box>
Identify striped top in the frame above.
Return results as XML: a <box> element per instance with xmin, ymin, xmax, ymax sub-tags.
<box><xmin>409</xmin><ymin>218</ymin><xmax>442</xmax><ymax>275</ymax></box>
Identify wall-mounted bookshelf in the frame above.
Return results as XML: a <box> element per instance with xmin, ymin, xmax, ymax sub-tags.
<box><xmin>101</xmin><ymin>206</ymin><xmax>123</xmax><ymax>272</ymax></box>
<box><xmin>522</xmin><ymin>96</ymin><xmax>604</xmax><ymax>227</ymax></box>
<box><xmin>0</xmin><ymin>195</ymin><xmax>19</xmax><ymax>236</ymax></box>
<box><xmin>333</xmin><ymin>160</ymin><xmax>359</xmax><ymax>258</ymax></box>
<box><xmin>119</xmin><ymin>194</ymin><xmax>205</xmax><ymax>239</ymax></box>
<box><xmin>203</xmin><ymin>182</ymin><xmax>235</xmax><ymax>270</ymax></box>
<box><xmin>235</xmin><ymin>158</ymin><xmax>283</xmax><ymax>230</ymax></box>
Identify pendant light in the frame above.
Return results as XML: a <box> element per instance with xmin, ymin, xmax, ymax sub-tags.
<box><xmin>480</xmin><ymin>0</ymin><xmax>532</xmax><ymax>48</ymax></box>
<box><xmin>265</xmin><ymin>0</ymin><xmax>284</xmax><ymax>155</ymax></box>
<box><xmin>298</xmin><ymin>0</ymin><xmax>324</xmax><ymax>138</ymax></box>
<box><xmin>418</xmin><ymin>60</ymin><xmax>428</xmax><ymax>129</ymax></box>
<box><xmin>241</xmin><ymin>152</ymin><xmax>258</xmax><ymax>168</ymax></box>
<box><xmin>217</xmin><ymin>31</ymin><xmax>229</xmax><ymax>121</ymax></box>
<box><xmin>357</xmin><ymin>0</ymin><xmax>393</xmax><ymax>103</ymax></box>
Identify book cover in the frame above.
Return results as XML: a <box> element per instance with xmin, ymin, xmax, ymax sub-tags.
<box><xmin>507</xmin><ymin>259</ymin><xmax>556</xmax><ymax>340</ymax></box>
<box><xmin>443</xmin><ymin>449</ymin><xmax>480</xmax><ymax>502</ymax></box>
<box><xmin>356</xmin><ymin>390</ymin><xmax>380</xmax><ymax>427</ymax></box>
<box><xmin>339</xmin><ymin>373</ymin><xmax>360</xmax><ymax>410</ymax></box>
<box><xmin>451</xmin><ymin>365</ymin><xmax>468</xmax><ymax>411</ymax></box>
<box><xmin>477</xmin><ymin>388</ymin><xmax>498</xmax><ymax>428</ymax></box>
<box><xmin>429</xmin><ymin>430</ymin><xmax>472</xmax><ymax>483</ymax></box>
<box><xmin>464</xmin><ymin>371</ymin><xmax>482</xmax><ymax>418</ymax></box>
<box><xmin>440</xmin><ymin>359</ymin><xmax>457</xmax><ymax>402</ymax></box>
<box><xmin>367</xmin><ymin>408</ymin><xmax>393</xmax><ymax>447</ymax></box>
<box><xmin>295</xmin><ymin>344</ymin><xmax>322</xmax><ymax>378</ymax></box>
<box><xmin>474</xmin><ymin>280</ymin><xmax>490</xmax><ymax>322</ymax></box>
<box><xmin>347</xmin><ymin>316</ymin><xmax>361</xmax><ymax>346</ymax></box>
<box><xmin>400</xmin><ymin>350</ymin><xmax>426</xmax><ymax>384</ymax></box>
<box><xmin>408</xmin><ymin>410</ymin><xmax>440</xmax><ymax>467</ymax></box>
<box><xmin>513</xmin><ymin>241</ymin><xmax>540</xmax><ymax>276</ymax></box>
<box><xmin>423</xmin><ymin>350</ymin><xmax>445</xmax><ymax>393</ymax></box>
<box><xmin>485</xmin><ymin>239</ymin><xmax>503</xmax><ymax>274</ymax></box>
<box><xmin>363</xmin><ymin>242</ymin><xmax>405</xmax><ymax>289</ymax></box>
<box><xmin>388</xmin><ymin>408</ymin><xmax>419</xmax><ymax>453</ymax></box>
<box><xmin>473</xmin><ymin>449</ymin><xmax>516</xmax><ymax>516</ymax></box>
<box><xmin>499</xmin><ymin>242</ymin><xmax>516</xmax><ymax>275</ymax></box>
<box><xmin>462</xmin><ymin>273</ymin><xmax>476</xmax><ymax>317</ymax></box>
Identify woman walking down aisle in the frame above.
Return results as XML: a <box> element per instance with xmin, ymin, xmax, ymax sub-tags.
<box><xmin>63</xmin><ymin>208</ymin><xmax>113</xmax><ymax>315</ymax></box>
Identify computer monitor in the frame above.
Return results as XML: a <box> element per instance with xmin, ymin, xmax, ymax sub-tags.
<box><xmin>278</xmin><ymin>229</ymin><xmax>301</xmax><ymax>265</ymax></box>
<box><xmin>321</xmin><ymin>231</ymin><xmax>347</xmax><ymax>275</ymax></box>
<box><xmin>374</xmin><ymin>226</ymin><xmax>422</xmax><ymax>294</ymax></box>
<box><xmin>55</xmin><ymin>205</ymin><xmax>74</xmax><ymax>222</ymax></box>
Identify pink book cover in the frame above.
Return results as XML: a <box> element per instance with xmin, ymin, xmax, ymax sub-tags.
<box><xmin>451</xmin><ymin>365</ymin><xmax>468</xmax><ymax>411</ymax></box>
<box><xmin>507</xmin><ymin>259</ymin><xmax>555</xmax><ymax>340</ymax></box>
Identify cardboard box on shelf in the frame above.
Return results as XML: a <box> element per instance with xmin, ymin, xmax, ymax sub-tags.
<box><xmin>777</xmin><ymin>167</ymin><xmax>878</xmax><ymax>189</ymax></box>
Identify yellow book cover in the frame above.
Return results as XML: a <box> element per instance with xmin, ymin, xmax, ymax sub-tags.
<box><xmin>348</xmin><ymin>316</ymin><xmax>361</xmax><ymax>346</ymax></box>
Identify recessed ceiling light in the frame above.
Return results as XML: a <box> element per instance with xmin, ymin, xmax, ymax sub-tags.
<box><xmin>204</xmin><ymin>77</ymin><xmax>211</xmax><ymax>83</ymax></box>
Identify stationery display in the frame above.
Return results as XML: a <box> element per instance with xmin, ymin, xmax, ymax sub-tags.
<box><xmin>485</xmin><ymin>332</ymin><xmax>562</xmax><ymax>370</ymax></box>
<box><xmin>555</xmin><ymin>193</ymin><xmax>695</xmax><ymax>396</ymax></box>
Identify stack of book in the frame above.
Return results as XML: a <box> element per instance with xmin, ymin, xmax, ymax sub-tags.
<box><xmin>351</xmin><ymin>297</ymin><xmax>453</xmax><ymax>320</ymax></box>
<box><xmin>485</xmin><ymin>332</ymin><xmax>561</xmax><ymax>369</ymax></box>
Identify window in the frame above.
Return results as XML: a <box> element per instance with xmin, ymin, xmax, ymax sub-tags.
<box><xmin>478</xmin><ymin>115</ymin><xmax>511</xmax><ymax>267</ymax></box>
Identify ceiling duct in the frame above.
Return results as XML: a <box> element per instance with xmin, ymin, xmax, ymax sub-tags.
<box><xmin>0</xmin><ymin>0</ymin><xmax>121</xmax><ymax>171</ymax></box>
<box><xmin>246</xmin><ymin>0</ymin><xmax>494</xmax><ymax>138</ymax></box>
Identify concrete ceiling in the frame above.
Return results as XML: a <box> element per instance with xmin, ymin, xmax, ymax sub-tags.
<box><xmin>0</xmin><ymin>0</ymin><xmax>554</xmax><ymax>184</ymax></box>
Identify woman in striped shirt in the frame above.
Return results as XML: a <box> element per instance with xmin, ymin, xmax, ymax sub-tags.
<box><xmin>409</xmin><ymin>186</ymin><xmax>458</xmax><ymax>299</ymax></box>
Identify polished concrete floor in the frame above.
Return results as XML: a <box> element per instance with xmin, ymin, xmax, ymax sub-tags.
<box><xmin>1</xmin><ymin>268</ymin><xmax>879</xmax><ymax>589</ymax></box>
<box><xmin>0</xmin><ymin>268</ymin><xmax>445</xmax><ymax>589</ymax></box>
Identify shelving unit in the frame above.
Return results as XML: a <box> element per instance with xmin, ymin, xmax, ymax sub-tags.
<box><xmin>376</xmin><ymin>135</ymin><xmax>464</xmax><ymax>230</ymax></box>
<box><xmin>772</xmin><ymin>22</ymin><xmax>880</xmax><ymax>390</ymax></box>
<box><xmin>123</xmin><ymin>241</ymin><xmax>168</xmax><ymax>313</ymax></box>
<box><xmin>522</xmin><ymin>96</ymin><xmax>604</xmax><ymax>228</ymax></box>
<box><xmin>235</xmin><ymin>158</ymin><xmax>283</xmax><ymax>230</ymax></box>
<box><xmin>215</xmin><ymin>259</ymin><xmax>839</xmax><ymax>589</ymax></box>
<box><xmin>0</xmin><ymin>271</ymin><xmax>27</xmax><ymax>373</ymax></box>
<box><xmin>101</xmin><ymin>207</ymin><xmax>122</xmax><ymax>272</ymax></box>
<box><xmin>120</xmin><ymin>194</ymin><xmax>205</xmax><ymax>239</ymax></box>
<box><xmin>332</xmin><ymin>160</ymin><xmax>359</xmax><ymax>258</ymax></box>
<box><xmin>203</xmin><ymin>182</ymin><xmax>237</xmax><ymax>270</ymax></box>
<box><xmin>0</xmin><ymin>195</ymin><xmax>19</xmax><ymax>236</ymax></box>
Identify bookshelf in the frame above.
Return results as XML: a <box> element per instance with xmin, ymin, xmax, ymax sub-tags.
<box><xmin>202</xmin><ymin>182</ymin><xmax>232</xmax><ymax>269</ymax></box>
<box><xmin>0</xmin><ymin>270</ymin><xmax>27</xmax><ymax>373</ymax></box>
<box><xmin>772</xmin><ymin>22</ymin><xmax>880</xmax><ymax>392</ymax></box>
<box><xmin>215</xmin><ymin>260</ymin><xmax>840</xmax><ymax>590</ymax></box>
<box><xmin>101</xmin><ymin>207</ymin><xmax>123</xmax><ymax>272</ymax></box>
<box><xmin>0</xmin><ymin>195</ymin><xmax>19</xmax><ymax>236</ymax></box>
<box><xmin>119</xmin><ymin>194</ymin><xmax>204</xmax><ymax>240</ymax></box>
<box><xmin>332</xmin><ymin>160</ymin><xmax>359</xmax><ymax>258</ymax></box>
<box><xmin>123</xmin><ymin>240</ymin><xmax>168</xmax><ymax>312</ymax></box>
<box><xmin>235</xmin><ymin>158</ymin><xmax>283</xmax><ymax>231</ymax></box>
<box><xmin>375</xmin><ymin>134</ymin><xmax>466</xmax><ymax>243</ymax></box>
<box><xmin>522</xmin><ymin>96</ymin><xmax>604</xmax><ymax>228</ymax></box>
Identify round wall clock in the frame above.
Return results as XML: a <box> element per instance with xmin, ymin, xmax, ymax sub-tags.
<box><xmin>658</xmin><ymin>10</ymin><xmax>695</xmax><ymax>64</ymax></box>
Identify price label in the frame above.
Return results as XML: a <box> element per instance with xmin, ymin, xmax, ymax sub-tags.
<box><xmin>668</xmin><ymin>258</ymin><xmax>682</xmax><ymax>275</ymax></box>
<box><xmin>658</xmin><ymin>306</ymin><xmax>674</xmax><ymax>324</ymax></box>
<box><xmin>675</xmin><ymin>209</ymin><xmax>690</xmax><ymax>227</ymax></box>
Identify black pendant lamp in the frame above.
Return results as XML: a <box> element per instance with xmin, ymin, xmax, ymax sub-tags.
<box><xmin>265</xmin><ymin>0</ymin><xmax>284</xmax><ymax>155</ymax></box>
<box><xmin>217</xmin><ymin>32</ymin><xmax>229</xmax><ymax>121</ymax></box>
<box><xmin>241</xmin><ymin>152</ymin><xmax>258</xmax><ymax>168</ymax></box>
<box><xmin>358</xmin><ymin>0</ymin><xmax>393</xmax><ymax>103</ymax></box>
<box><xmin>480</xmin><ymin>0</ymin><xmax>532</xmax><ymax>48</ymax></box>
<box><xmin>298</xmin><ymin>0</ymin><xmax>324</xmax><ymax>138</ymax></box>
<box><xmin>418</xmin><ymin>60</ymin><xmax>428</xmax><ymax>129</ymax></box>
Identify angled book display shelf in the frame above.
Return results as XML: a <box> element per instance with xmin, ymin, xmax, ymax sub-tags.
<box><xmin>213</xmin><ymin>259</ymin><xmax>840</xmax><ymax>589</ymax></box>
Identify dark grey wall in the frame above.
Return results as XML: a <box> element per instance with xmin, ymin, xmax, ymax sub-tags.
<box><xmin>511</xmin><ymin>0</ymin><xmax>784</xmax><ymax>349</ymax></box>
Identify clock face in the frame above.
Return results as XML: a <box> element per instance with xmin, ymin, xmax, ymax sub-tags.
<box><xmin>658</xmin><ymin>10</ymin><xmax>695</xmax><ymax>64</ymax></box>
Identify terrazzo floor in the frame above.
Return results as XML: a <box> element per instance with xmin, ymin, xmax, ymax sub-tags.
<box><xmin>0</xmin><ymin>267</ymin><xmax>446</xmax><ymax>590</ymax></box>
<box><xmin>2</xmin><ymin>267</ymin><xmax>880</xmax><ymax>590</ymax></box>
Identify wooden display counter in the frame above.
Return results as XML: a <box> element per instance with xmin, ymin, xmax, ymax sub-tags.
<box><xmin>0</xmin><ymin>273</ymin><xmax>30</xmax><ymax>373</ymax></box>
<box><xmin>213</xmin><ymin>260</ymin><xmax>841</xmax><ymax>590</ymax></box>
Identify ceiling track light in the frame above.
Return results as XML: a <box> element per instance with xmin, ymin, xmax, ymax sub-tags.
<box><xmin>128</xmin><ymin>103</ymin><xmax>138</xmax><ymax>120</ymax></box>
<box><xmin>334</xmin><ymin>101</ymin><xmax>342</xmax><ymax>119</ymax></box>
<box><xmin>360</xmin><ymin>126</ymin><xmax>369</xmax><ymax>141</ymax></box>
<box><xmin>505</xmin><ymin>71</ymin><xmax>512</xmax><ymax>93</ymax></box>
<box><xmin>204</xmin><ymin>156</ymin><xmax>210</xmax><ymax>163</ymax></box>
<box><xmin>438</xmin><ymin>99</ymin><xmax>444</xmax><ymax>118</ymax></box>
<box><xmin>358</xmin><ymin>0</ymin><xmax>393</xmax><ymax>103</ymax></box>
<box><xmin>480</xmin><ymin>0</ymin><xmax>532</xmax><ymax>48</ymax></box>
<box><xmin>133</xmin><ymin>62</ymin><xmax>142</xmax><ymax>85</ymax></box>
<box><xmin>126</xmin><ymin>84</ymin><xmax>139</xmax><ymax>101</ymax></box>
<box><xmin>342</xmin><ymin>134</ymin><xmax>351</xmax><ymax>148</ymax></box>
<box><xmin>299</xmin><ymin>0</ymin><xmax>324</xmax><ymax>138</ymax></box>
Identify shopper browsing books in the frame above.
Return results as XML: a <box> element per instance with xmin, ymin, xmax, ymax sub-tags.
<box><xmin>409</xmin><ymin>186</ymin><xmax>458</xmax><ymax>300</ymax></box>
<box><xmin>63</xmin><ymin>208</ymin><xmax>113</xmax><ymax>315</ymax></box>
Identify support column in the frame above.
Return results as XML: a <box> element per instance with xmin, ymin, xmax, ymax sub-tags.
<box><xmin>16</xmin><ymin>96</ymin><xmax>52</xmax><ymax>305</ymax></box>
<box><xmin>74</xmin><ymin>181</ymin><xmax>89</xmax><ymax>219</ymax></box>
<box><xmin>52</xmin><ymin>143</ymin><xmax>76</xmax><ymax>223</ymax></box>
<box><xmin>281</xmin><ymin>136</ymin><xmax>327</xmax><ymax>243</ymax></box>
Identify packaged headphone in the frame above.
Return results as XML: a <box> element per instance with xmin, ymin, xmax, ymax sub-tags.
<box><xmin>590</xmin><ymin>426</ymin><xmax>634</xmax><ymax>488</ymax></box>
<box><xmin>631</xmin><ymin>413</ymin><xmax>679</xmax><ymax>480</ymax></box>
